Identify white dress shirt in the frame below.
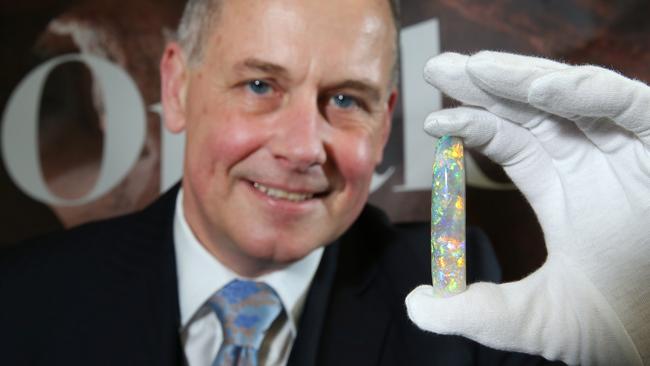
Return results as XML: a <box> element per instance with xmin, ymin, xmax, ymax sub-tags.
<box><xmin>173</xmin><ymin>190</ymin><xmax>323</xmax><ymax>366</ymax></box>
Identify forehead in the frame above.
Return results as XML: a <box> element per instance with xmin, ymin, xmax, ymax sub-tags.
<box><xmin>203</xmin><ymin>0</ymin><xmax>396</xmax><ymax>86</ymax></box>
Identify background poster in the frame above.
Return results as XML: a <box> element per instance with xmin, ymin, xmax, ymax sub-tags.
<box><xmin>2</xmin><ymin>0</ymin><xmax>649</xmax><ymax>281</ymax></box>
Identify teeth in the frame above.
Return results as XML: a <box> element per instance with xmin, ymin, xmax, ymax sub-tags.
<box><xmin>253</xmin><ymin>182</ymin><xmax>315</xmax><ymax>202</ymax></box>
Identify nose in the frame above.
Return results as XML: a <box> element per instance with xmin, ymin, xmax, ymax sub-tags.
<box><xmin>268</xmin><ymin>97</ymin><xmax>327</xmax><ymax>172</ymax></box>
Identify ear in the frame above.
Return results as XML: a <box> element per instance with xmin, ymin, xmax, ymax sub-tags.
<box><xmin>160</xmin><ymin>42</ymin><xmax>190</xmax><ymax>133</ymax></box>
<box><xmin>374</xmin><ymin>88</ymin><xmax>398</xmax><ymax>164</ymax></box>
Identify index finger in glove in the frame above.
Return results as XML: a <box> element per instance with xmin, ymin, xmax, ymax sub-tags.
<box><xmin>424</xmin><ymin>52</ymin><xmax>543</xmax><ymax>124</ymax></box>
<box><xmin>527</xmin><ymin>66</ymin><xmax>650</xmax><ymax>146</ymax></box>
<box><xmin>463</xmin><ymin>51</ymin><xmax>567</xmax><ymax>103</ymax></box>
<box><xmin>466</xmin><ymin>51</ymin><xmax>650</xmax><ymax>145</ymax></box>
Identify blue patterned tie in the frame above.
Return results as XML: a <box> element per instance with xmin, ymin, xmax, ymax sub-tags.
<box><xmin>209</xmin><ymin>280</ymin><xmax>282</xmax><ymax>366</ymax></box>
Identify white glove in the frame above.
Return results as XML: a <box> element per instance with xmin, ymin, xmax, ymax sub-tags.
<box><xmin>406</xmin><ymin>51</ymin><xmax>650</xmax><ymax>365</ymax></box>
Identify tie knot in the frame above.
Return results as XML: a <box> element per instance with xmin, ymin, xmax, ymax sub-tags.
<box><xmin>209</xmin><ymin>279</ymin><xmax>282</xmax><ymax>349</ymax></box>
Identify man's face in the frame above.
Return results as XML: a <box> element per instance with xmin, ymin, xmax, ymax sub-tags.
<box><xmin>162</xmin><ymin>0</ymin><xmax>397</xmax><ymax>275</ymax></box>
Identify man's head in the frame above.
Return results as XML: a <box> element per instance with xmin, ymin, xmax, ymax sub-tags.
<box><xmin>161</xmin><ymin>0</ymin><xmax>398</xmax><ymax>276</ymax></box>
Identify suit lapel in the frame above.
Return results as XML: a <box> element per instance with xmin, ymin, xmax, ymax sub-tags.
<box><xmin>133</xmin><ymin>186</ymin><xmax>184</xmax><ymax>366</ymax></box>
<box><xmin>315</xmin><ymin>219</ymin><xmax>394</xmax><ymax>366</ymax></box>
<box><xmin>287</xmin><ymin>241</ymin><xmax>340</xmax><ymax>366</ymax></box>
<box><xmin>287</xmin><ymin>205</ymin><xmax>396</xmax><ymax>366</ymax></box>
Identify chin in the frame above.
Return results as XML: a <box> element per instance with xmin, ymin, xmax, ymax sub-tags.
<box><xmin>241</xmin><ymin>232</ymin><xmax>323</xmax><ymax>264</ymax></box>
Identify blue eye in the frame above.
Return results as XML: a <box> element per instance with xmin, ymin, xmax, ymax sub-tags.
<box><xmin>332</xmin><ymin>94</ymin><xmax>357</xmax><ymax>109</ymax></box>
<box><xmin>247</xmin><ymin>80</ymin><xmax>271</xmax><ymax>95</ymax></box>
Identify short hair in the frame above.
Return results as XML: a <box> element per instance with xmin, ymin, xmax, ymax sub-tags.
<box><xmin>176</xmin><ymin>0</ymin><xmax>401</xmax><ymax>86</ymax></box>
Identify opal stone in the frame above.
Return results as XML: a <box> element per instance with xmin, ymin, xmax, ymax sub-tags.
<box><xmin>431</xmin><ymin>136</ymin><xmax>466</xmax><ymax>297</ymax></box>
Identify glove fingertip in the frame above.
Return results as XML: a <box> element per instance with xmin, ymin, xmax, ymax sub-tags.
<box><xmin>424</xmin><ymin>52</ymin><xmax>468</xmax><ymax>87</ymax></box>
<box><xmin>423</xmin><ymin>115</ymin><xmax>443</xmax><ymax>137</ymax></box>
<box><xmin>405</xmin><ymin>285</ymin><xmax>441</xmax><ymax>330</ymax></box>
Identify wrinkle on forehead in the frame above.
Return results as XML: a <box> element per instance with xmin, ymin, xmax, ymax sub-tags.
<box><xmin>208</xmin><ymin>0</ymin><xmax>394</xmax><ymax>89</ymax></box>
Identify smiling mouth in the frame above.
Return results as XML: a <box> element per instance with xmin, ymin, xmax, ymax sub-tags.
<box><xmin>252</xmin><ymin>182</ymin><xmax>320</xmax><ymax>202</ymax></box>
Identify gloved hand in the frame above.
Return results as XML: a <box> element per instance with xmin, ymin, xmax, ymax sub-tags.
<box><xmin>406</xmin><ymin>51</ymin><xmax>650</xmax><ymax>365</ymax></box>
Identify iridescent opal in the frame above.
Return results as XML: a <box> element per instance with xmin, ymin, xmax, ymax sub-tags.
<box><xmin>431</xmin><ymin>136</ymin><xmax>466</xmax><ymax>297</ymax></box>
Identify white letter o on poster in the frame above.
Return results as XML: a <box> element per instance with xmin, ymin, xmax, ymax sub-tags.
<box><xmin>1</xmin><ymin>54</ymin><xmax>145</xmax><ymax>206</ymax></box>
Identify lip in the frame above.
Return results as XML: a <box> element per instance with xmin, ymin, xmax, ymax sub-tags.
<box><xmin>253</xmin><ymin>181</ymin><xmax>320</xmax><ymax>198</ymax></box>
<box><xmin>243</xmin><ymin>179</ymin><xmax>328</xmax><ymax>214</ymax></box>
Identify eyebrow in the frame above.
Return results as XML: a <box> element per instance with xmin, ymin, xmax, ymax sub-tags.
<box><xmin>235</xmin><ymin>58</ymin><xmax>290</xmax><ymax>79</ymax></box>
<box><xmin>234</xmin><ymin>58</ymin><xmax>383</xmax><ymax>103</ymax></box>
<box><xmin>331</xmin><ymin>79</ymin><xmax>382</xmax><ymax>104</ymax></box>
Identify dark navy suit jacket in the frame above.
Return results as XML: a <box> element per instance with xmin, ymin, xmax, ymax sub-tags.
<box><xmin>0</xmin><ymin>186</ymin><xmax>563</xmax><ymax>365</ymax></box>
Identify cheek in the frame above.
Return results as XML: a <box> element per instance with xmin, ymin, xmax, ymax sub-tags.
<box><xmin>185</xmin><ymin>106</ymin><xmax>266</xmax><ymax>185</ymax></box>
<box><xmin>332</xmin><ymin>130</ymin><xmax>379</xmax><ymax>188</ymax></box>
<box><xmin>211</xmin><ymin>118</ymin><xmax>260</xmax><ymax>166</ymax></box>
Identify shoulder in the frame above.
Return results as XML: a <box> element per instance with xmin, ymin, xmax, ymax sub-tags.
<box><xmin>338</xmin><ymin>204</ymin><xmax>497</xmax><ymax>295</ymax></box>
<box><xmin>0</xmin><ymin>186</ymin><xmax>179</xmax><ymax>318</ymax></box>
<box><xmin>0</xmin><ymin>186</ymin><xmax>178</xmax><ymax>280</ymax></box>
<box><xmin>335</xmin><ymin>204</ymin><xmax>432</xmax><ymax>293</ymax></box>
<box><xmin>331</xmin><ymin>206</ymin><xmax>560</xmax><ymax>365</ymax></box>
<box><xmin>321</xmin><ymin>206</ymin><xmax>475</xmax><ymax>363</ymax></box>
<box><xmin>0</xmin><ymin>187</ymin><xmax>180</xmax><ymax>364</ymax></box>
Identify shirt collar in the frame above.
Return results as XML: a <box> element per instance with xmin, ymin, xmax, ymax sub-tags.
<box><xmin>173</xmin><ymin>189</ymin><xmax>323</xmax><ymax>334</ymax></box>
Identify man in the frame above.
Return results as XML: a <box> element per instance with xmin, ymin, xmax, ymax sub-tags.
<box><xmin>160</xmin><ymin>0</ymin><xmax>398</xmax><ymax>280</ymax></box>
<box><xmin>4</xmin><ymin>0</ymin><xmax>552</xmax><ymax>364</ymax></box>
<box><xmin>2</xmin><ymin>1</ymin><xmax>646</xmax><ymax>366</ymax></box>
